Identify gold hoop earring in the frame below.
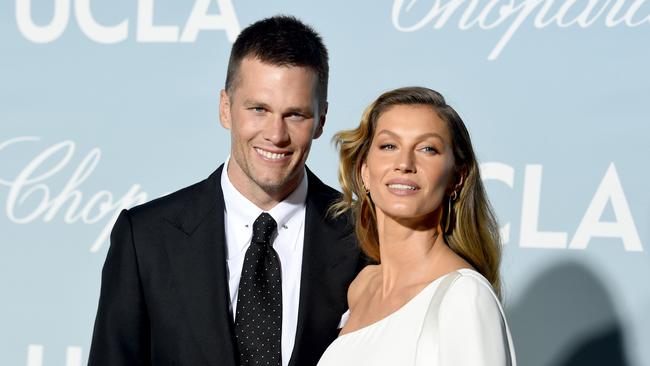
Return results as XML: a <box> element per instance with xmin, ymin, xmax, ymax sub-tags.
<box><xmin>444</xmin><ymin>190</ymin><xmax>458</xmax><ymax>234</ymax></box>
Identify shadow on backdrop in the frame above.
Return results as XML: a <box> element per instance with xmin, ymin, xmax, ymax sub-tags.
<box><xmin>507</xmin><ymin>261</ymin><xmax>630</xmax><ymax>366</ymax></box>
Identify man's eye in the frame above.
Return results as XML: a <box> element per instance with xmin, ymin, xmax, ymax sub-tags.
<box><xmin>250</xmin><ymin>107</ymin><xmax>266</xmax><ymax>113</ymax></box>
<box><xmin>286</xmin><ymin>113</ymin><xmax>305</xmax><ymax>120</ymax></box>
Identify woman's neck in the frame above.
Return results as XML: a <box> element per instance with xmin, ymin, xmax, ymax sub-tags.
<box><xmin>375</xmin><ymin>211</ymin><xmax>445</xmax><ymax>296</ymax></box>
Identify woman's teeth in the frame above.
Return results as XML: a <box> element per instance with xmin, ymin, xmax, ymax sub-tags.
<box><xmin>388</xmin><ymin>184</ymin><xmax>417</xmax><ymax>190</ymax></box>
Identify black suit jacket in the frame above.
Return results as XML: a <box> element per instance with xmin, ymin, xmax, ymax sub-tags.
<box><xmin>88</xmin><ymin>165</ymin><xmax>363</xmax><ymax>366</ymax></box>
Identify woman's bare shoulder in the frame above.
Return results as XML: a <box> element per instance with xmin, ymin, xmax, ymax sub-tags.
<box><xmin>347</xmin><ymin>265</ymin><xmax>379</xmax><ymax>309</ymax></box>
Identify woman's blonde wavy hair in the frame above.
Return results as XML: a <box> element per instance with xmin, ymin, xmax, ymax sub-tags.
<box><xmin>330</xmin><ymin>87</ymin><xmax>502</xmax><ymax>297</ymax></box>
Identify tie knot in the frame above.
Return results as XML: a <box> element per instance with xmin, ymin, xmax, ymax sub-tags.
<box><xmin>252</xmin><ymin>212</ymin><xmax>277</xmax><ymax>245</ymax></box>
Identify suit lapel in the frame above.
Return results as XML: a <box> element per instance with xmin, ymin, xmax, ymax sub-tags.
<box><xmin>163</xmin><ymin>166</ymin><xmax>238</xmax><ymax>366</ymax></box>
<box><xmin>160</xmin><ymin>166</ymin><xmax>357</xmax><ymax>366</ymax></box>
<box><xmin>289</xmin><ymin>170</ymin><xmax>358</xmax><ymax>366</ymax></box>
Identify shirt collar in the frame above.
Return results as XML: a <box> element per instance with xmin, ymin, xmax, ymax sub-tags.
<box><xmin>221</xmin><ymin>156</ymin><xmax>308</xmax><ymax>252</ymax></box>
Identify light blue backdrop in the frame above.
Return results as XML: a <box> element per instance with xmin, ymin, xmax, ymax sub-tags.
<box><xmin>1</xmin><ymin>1</ymin><xmax>649</xmax><ymax>365</ymax></box>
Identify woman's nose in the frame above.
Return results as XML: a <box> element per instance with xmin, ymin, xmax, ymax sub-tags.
<box><xmin>394</xmin><ymin>150</ymin><xmax>416</xmax><ymax>173</ymax></box>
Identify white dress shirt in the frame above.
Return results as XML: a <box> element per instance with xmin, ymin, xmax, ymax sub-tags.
<box><xmin>221</xmin><ymin>158</ymin><xmax>307</xmax><ymax>366</ymax></box>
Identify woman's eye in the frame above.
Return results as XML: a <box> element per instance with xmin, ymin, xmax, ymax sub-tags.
<box><xmin>420</xmin><ymin>146</ymin><xmax>438</xmax><ymax>154</ymax></box>
<box><xmin>379</xmin><ymin>144</ymin><xmax>396</xmax><ymax>150</ymax></box>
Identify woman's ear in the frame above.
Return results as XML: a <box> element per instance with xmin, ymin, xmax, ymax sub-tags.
<box><xmin>448</xmin><ymin>166</ymin><xmax>467</xmax><ymax>195</ymax></box>
<box><xmin>361</xmin><ymin>162</ymin><xmax>370</xmax><ymax>192</ymax></box>
<box><xmin>455</xmin><ymin>170</ymin><xmax>466</xmax><ymax>192</ymax></box>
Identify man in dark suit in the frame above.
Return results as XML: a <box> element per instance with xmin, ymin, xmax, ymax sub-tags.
<box><xmin>88</xmin><ymin>16</ymin><xmax>362</xmax><ymax>366</ymax></box>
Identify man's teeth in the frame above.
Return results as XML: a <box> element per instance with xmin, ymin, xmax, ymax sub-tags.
<box><xmin>256</xmin><ymin>148</ymin><xmax>286</xmax><ymax>160</ymax></box>
<box><xmin>388</xmin><ymin>184</ymin><xmax>417</xmax><ymax>190</ymax></box>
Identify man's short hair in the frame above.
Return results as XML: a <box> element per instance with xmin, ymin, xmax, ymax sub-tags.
<box><xmin>225</xmin><ymin>15</ymin><xmax>329</xmax><ymax>109</ymax></box>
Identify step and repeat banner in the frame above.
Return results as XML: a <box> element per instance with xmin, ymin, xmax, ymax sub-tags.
<box><xmin>1</xmin><ymin>1</ymin><xmax>649</xmax><ymax>365</ymax></box>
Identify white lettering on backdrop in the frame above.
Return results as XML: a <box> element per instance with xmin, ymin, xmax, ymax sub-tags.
<box><xmin>0</xmin><ymin>136</ymin><xmax>148</xmax><ymax>253</ymax></box>
<box><xmin>1</xmin><ymin>137</ymin><xmax>643</xmax><ymax>252</ymax></box>
<box><xmin>392</xmin><ymin>0</ymin><xmax>650</xmax><ymax>59</ymax></box>
<box><xmin>15</xmin><ymin>0</ymin><xmax>240</xmax><ymax>43</ymax></box>
<box><xmin>481</xmin><ymin>162</ymin><xmax>643</xmax><ymax>251</ymax></box>
<box><xmin>27</xmin><ymin>344</ymin><xmax>81</xmax><ymax>366</ymax></box>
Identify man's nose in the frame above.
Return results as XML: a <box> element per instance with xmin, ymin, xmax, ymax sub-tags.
<box><xmin>264</xmin><ymin>114</ymin><xmax>290</xmax><ymax>146</ymax></box>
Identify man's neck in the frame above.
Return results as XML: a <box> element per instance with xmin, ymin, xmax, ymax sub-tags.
<box><xmin>226</xmin><ymin>162</ymin><xmax>304</xmax><ymax>211</ymax></box>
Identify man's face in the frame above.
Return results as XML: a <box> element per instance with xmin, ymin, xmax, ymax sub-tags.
<box><xmin>220</xmin><ymin>57</ymin><xmax>326</xmax><ymax>200</ymax></box>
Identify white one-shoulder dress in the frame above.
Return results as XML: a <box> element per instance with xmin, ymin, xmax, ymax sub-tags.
<box><xmin>317</xmin><ymin>269</ymin><xmax>516</xmax><ymax>366</ymax></box>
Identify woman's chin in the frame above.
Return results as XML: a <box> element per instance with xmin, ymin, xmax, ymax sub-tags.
<box><xmin>377</xmin><ymin>206</ymin><xmax>437</xmax><ymax>224</ymax></box>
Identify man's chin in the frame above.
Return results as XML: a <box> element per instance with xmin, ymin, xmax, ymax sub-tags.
<box><xmin>253</xmin><ymin>171</ymin><xmax>304</xmax><ymax>194</ymax></box>
<box><xmin>253</xmin><ymin>176</ymin><xmax>291</xmax><ymax>192</ymax></box>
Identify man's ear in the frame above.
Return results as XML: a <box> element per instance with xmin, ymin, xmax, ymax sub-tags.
<box><xmin>313</xmin><ymin>102</ymin><xmax>328</xmax><ymax>139</ymax></box>
<box><xmin>219</xmin><ymin>89</ymin><xmax>232</xmax><ymax>129</ymax></box>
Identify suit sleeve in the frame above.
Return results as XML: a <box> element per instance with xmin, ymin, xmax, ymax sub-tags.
<box><xmin>88</xmin><ymin>209</ymin><xmax>151</xmax><ymax>366</ymax></box>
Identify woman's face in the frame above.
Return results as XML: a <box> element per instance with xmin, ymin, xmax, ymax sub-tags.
<box><xmin>362</xmin><ymin>104</ymin><xmax>457</xmax><ymax>223</ymax></box>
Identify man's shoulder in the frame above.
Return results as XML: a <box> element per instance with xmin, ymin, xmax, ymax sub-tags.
<box><xmin>305</xmin><ymin>168</ymin><xmax>342</xmax><ymax>204</ymax></box>
<box><xmin>127</xmin><ymin>167</ymin><xmax>222</xmax><ymax>224</ymax></box>
<box><xmin>305</xmin><ymin>168</ymin><xmax>356</xmax><ymax>234</ymax></box>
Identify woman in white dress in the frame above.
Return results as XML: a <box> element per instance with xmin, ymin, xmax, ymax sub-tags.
<box><xmin>318</xmin><ymin>87</ymin><xmax>516</xmax><ymax>365</ymax></box>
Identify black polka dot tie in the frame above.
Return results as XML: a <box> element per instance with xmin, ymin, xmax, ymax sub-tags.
<box><xmin>235</xmin><ymin>212</ymin><xmax>282</xmax><ymax>366</ymax></box>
